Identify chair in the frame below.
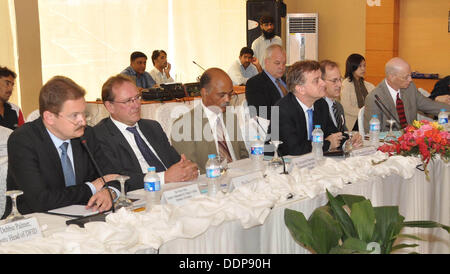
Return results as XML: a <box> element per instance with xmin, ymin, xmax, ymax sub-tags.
<box><xmin>26</xmin><ymin>109</ymin><xmax>40</xmax><ymax>122</ymax></box>
<box><xmin>154</xmin><ymin>102</ymin><xmax>192</xmax><ymax>143</ymax></box>
<box><xmin>358</xmin><ymin>106</ymin><xmax>365</xmax><ymax>136</ymax></box>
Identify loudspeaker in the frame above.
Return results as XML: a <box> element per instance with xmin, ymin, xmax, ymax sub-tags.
<box><xmin>246</xmin><ymin>0</ymin><xmax>286</xmax><ymax>48</ymax></box>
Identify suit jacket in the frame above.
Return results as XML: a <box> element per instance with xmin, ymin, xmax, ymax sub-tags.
<box><xmin>429</xmin><ymin>76</ymin><xmax>450</xmax><ymax>100</ymax></box>
<box><xmin>3</xmin><ymin>118</ymin><xmax>111</xmax><ymax>217</ymax></box>
<box><xmin>171</xmin><ymin>104</ymin><xmax>249</xmax><ymax>174</ymax></box>
<box><xmin>93</xmin><ymin>118</ymin><xmax>181</xmax><ymax>192</ymax></box>
<box><xmin>326</xmin><ymin>99</ymin><xmax>349</xmax><ymax>132</ymax></box>
<box><xmin>245</xmin><ymin>71</ymin><xmax>283</xmax><ymax>120</ymax></box>
<box><xmin>364</xmin><ymin>80</ymin><xmax>449</xmax><ymax>133</ymax></box>
<box><xmin>273</xmin><ymin>93</ymin><xmax>341</xmax><ymax>156</ymax></box>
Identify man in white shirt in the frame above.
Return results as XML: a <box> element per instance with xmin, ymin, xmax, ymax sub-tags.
<box><xmin>228</xmin><ymin>47</ymin><xmax>262</xmax><ymax>86</ymax></box>
<box><xmin>171</xmin><ymin>68</ymin><xmax>249</xmax><ymax>173</ymax></box>
<box><xmin>149</xmin><ymin>50</ymin><xmax>174</xmax><ymax>85</ymax></box>
<box><xmin>251</xmin><ymin>15</ymin><xmax>282</xmax><ymax>70</ymax></box>
<box><xmin>93</xmin><ymin>74</ymin><xmax>198</xmax><ymax>192</ymax></box>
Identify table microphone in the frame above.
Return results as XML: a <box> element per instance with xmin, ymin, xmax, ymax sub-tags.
<box><xmin>192</xmin><ymin>61</ymin><xmax>206</xmax><ymax>71</ymax></box>
<box><xmin>374</xmin><ymin>95</ymin><xmax>401</xmax><ymax>128</ymax></box>
<box><xmin>80</xmin><ymin>136</ymin><xmax>115</xmax><ymax>213</ymax></box>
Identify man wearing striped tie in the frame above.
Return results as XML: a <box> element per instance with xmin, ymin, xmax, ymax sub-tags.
<box><xmin>363</xmin><ymin>57</ymin><xmax>449</xmax><ymax>133</ymax></box>
<box><xmin>171</xmin><ymin>68</ymin><xmax>249</xmax><ymax>174</ymax></box>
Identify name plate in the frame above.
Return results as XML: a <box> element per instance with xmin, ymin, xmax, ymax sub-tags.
<box><xmin>291</xmin><ymin>153</ymin><xmax>316</xmax><ymax>170</ymax></box>
<box><xmin>350</xmin><ymin>146</ymin><xmax>377</xmax><ymax>157</ymax></box>
<box><xmin>231</xmin><ymin>171</ymin><xmax>264</xmax><ymax>189</ymax></box>
<box><xmin>162</xmin><ymin>184</ymin><xmax>201</xmax><ymax>206</ymax></box>
<box><xmin>0</xmin><ymin>217</ymin><xmax>43</xmax><ymax>243</ymax></box>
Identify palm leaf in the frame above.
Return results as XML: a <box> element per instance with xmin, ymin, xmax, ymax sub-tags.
<box><xmin>284</xmin><ymin>208</ymin><xmax>316</xmax><ymax>252</ymax></box>
<box><xmin>326</xmin><ymin>189</ymin><xmax>357</xmax><ymax>239</ymax></box>
<box><xmin>308</xmin><ymin>206</ymin><xmax>343</xmax><ymax>254</ymax></box>
<box><xmin>403</xmin><ymin>221</ymin><xmax>450</xmax><ymax>233</ymax></box>
<box><xmin>350</xmin><ymin>200</ymin><xmax>376</xmax><ymax>242</ymax></box>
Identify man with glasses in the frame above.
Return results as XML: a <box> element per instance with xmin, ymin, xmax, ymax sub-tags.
<box><xmin>149</xmin><ymin>50</ymin><xmax>174</xmax><ymax>85</ymax></box>
<box><xmin>3</xmin><ymin>76</ymin><xmax>119</xmax><ymax>218</ymax></box>
<box><xmin>0</xmin><ymin>67</ymin><xmax>24</xmax><ymax>130</ymax></box>
<box><xmin>93</xmin><ymin>74</ymin><xmax>198</xmax><ymax>192</ymax></box>
<box><xmin>363</xmin><ymin>57</ymin><xmax>449</xmax><ymax>133</ymax></box>
<box><xmin>171</xmin><ymin>68</ymin><xmax>248</xmax><ymax>174</ymax></box>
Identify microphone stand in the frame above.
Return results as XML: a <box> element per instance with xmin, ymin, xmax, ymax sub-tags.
<box><xmin>255</xmin><ymin>117</ymin><xmax>287</xmax><ymax>175</ymax></box>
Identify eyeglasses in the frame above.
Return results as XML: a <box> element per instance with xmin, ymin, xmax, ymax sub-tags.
<box><xmin>325</xmin><ymin>78</ymin><xmax>342</xmax><ymax>84</ymax></box>
<box><xmin>111</xmin><ymin>94</ymin><xmax>142</xmax><ymax>106</ymax></box>
<box><xmin>57</xmin><ymin>111</ymin><xmax>90</xmax><ymax>125</ymax></box>
<box><xmin>398</xmin><ymin>73</ymin><xmax>412</xmax><ymax>81</ymax></box>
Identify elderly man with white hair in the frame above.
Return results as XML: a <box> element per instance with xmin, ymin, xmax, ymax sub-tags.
<box><xmin>363</xmin><ymin>57</ymin><xmax>448</xmax><ymax>133</ymax></box>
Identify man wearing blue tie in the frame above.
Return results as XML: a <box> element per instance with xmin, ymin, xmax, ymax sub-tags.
<box><xmin>4</xmin><ymin>76</ymin><xmax>119</xmax><ymax>217</ymax></box>
<box><xmin>272</xmin><ymin>60</ymin><xmax>344</xmax><ymax>156</ymax></box>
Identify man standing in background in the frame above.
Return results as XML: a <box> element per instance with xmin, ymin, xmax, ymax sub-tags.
<box><xmin>251</xmin><ymin>15</ymin><xmax>282</xmax><ymax>70</ymax></box>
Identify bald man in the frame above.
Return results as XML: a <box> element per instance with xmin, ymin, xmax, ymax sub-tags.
<box><xmin>363</xmin><ymin>57</ymin><xmax>449</xmax><ymax>133</ymax></box>
<box><xmin>171</xmin><ymin>68</ymin><xmax>248</xmax><ymax>173</ymax></box>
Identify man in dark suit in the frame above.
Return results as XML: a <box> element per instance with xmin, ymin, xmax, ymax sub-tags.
<box><xmin>272</xmin><ymin>60</ymin><xmax>344</xmax><ymax>156</ymax></box>
<box><xmin>245</xmin><ymin>44</ymin><xmax>287</xmax><ymax>120</ymax></box>
<box><xmin>4</xmin><ymin>76</ymin><xmax>119</xmax><ymax>217</ymax></box>
<box><xmin>93</xmin><ymin>74</ymin><xmax>198</xmax><ymax>192</ymax></box>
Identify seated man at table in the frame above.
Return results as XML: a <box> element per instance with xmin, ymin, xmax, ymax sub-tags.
<box><xmin>93</xmin><ymin>74</ymin><xmax>198</xmax><ymax>191</ymax></box>
<box><xmin>171</xmin><ymin>68</ymin><xmax>249</xmax><ymax>173</ymax></box>
<box><xmin>364</xmin><ymin>57</ymin><xmax>449</xmax><ymax>133</ymax></box>
<box><xmin>228</xmin><ymin>47</ymin><xmax>261</xmax><ymax>86</ymax></box>
<box><xmin>428</xmin><ymin>75</ymin><xmax>450</xmax><ymax>105</ymax></box>
<box><xmin>3</xmin><ymin>76</ymin><xmax>119</xmax><ymax>217</ymax></box>
<box><xmin>149</xmin><ymin>50</ymin><xmax>175</xmax><ymax>85</ymax></box>
<box><xmin>273</xmin><ymin>60</ymin><xmax>344</xmax><ymax>156</ymax></box>
<box><xmin>121</xmin><ymin>51</ymin><xmax>157</xmax><ymax>92</ymax></box>
<box><xmin>0</xmin><ymin>66</ymin><xmax>25</xmax><ymax>130</ymax></box>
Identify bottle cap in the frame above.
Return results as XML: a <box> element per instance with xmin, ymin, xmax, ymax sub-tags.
<box><xmin>372</xmin><ymin>114</ymin><xmax>378</xmax><ymax>118</ymax></box>
<box><xmin>440</xmin><ymin>109</ymin><xmax>446</xmax><ymax>112</ymax></box>
<box><xmin>148</xmin><ymin>167</ymin><xmax>156</xmax><ymax>172</ymax></box>
<box><xmin>314</xmin><ymin>125</ymin><xmax>321</xmax><ymax>129</ymax></box>
<box><xmin>208</xmin><ymin>154</ymin><xmax>216</xmax><ymax>159</ymax></box>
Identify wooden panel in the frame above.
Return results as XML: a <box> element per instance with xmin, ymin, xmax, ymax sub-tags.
<box><xmin>412</xmin><ymin>79</ymin><xmax>439</xmax><ymax>93</ymax></box>
<box><xmin>366</xmin><ymin>23</ymin><xmax>397</xmax><ymax>51</ymax></box>
<box><xmin>366</xmin><ymin>0</ymin><xmax>399</xmax><ymax>24</ymax></box>
<box><xmin>365</xmin><ymin>50</ymin><xmax>398</xmax><ymax>77</ymax></box>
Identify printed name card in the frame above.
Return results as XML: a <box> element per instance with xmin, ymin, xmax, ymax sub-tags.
<box><xmin>291</xmin><ymin>153</ymin><xmax>316</xmax><ymax>170</ymax></box>
<box><xmin>0</xmin><ymin>217</ymin><xmax>43</xmax><ymax>243</ymax></box>
<box><xmin>231</xmin><ymin>171</ymin><xmax>264</xmax><ymax>189</ymax></box>
<box><xmin>163</xmin><ymin>184</ymin><xmax>201</xmax><ymax>206</ymax></box>
<box><xmin>350</xmin><ymin>146</ymin><xmax>377</xmax><ymax>157</ymax></box>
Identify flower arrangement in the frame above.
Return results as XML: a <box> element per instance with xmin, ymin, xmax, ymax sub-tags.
<box><xmin>378</xmin><ymin>120</ymin><xmax>450</xmax><ymax>179</ymax></box>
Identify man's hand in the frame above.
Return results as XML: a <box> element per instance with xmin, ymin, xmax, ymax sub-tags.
<box><xmin>252</xmin><ymin>57</ymin><xmax>262</xmax><ymax>73</ymax></box>
<box><xmin>435</xmin><ymin>95</ymin><xmax>450</xmax><ymax>105</ymax></box>
<box><xmin>165</xmin><ymin>154</ymin><xmax>199</xmax><ymax>183</ymax></box>
<box><xmin>86</xmin><ymin>188</ymin><xmax>113</xmax><ymax>212</ymax></box>
<box><xmin>164</xmin><ymin>62</ymin><xmax>172</xmax><ymax>77</ymax></box>
<box><xmin>92</xmin><ymin>174</ymin><xmax>120</xmax><ymax>192</ymax></box>
<box><xmin>350</xmin><ymin>132</ymin><xmax>363</xmax><ymax>148</ymax></box>
<box><xmin>325</xmin><ymin>132</ymin><xmax>344</xmax><ymax>150</ymax></box>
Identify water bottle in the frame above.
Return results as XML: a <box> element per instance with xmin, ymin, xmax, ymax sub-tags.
<box><xmin>311</xmin><ymin>125</ymin><xmax>324</xmax><ymax>162</ymax></box>
<box><xmin>250</xmin><ymin>135</ymin><xmax>264</xmax><ymax>171</ymax></box>
<box><xmin>369</xmin><ymin>115</ymin><xmax>380</xmax><ymax>147</ymax></box>
<box><xmin>205</xmin><ymin>154</ymin><xmax>221</xmax><ymax>197</ymax></box>
<box><xmin>438</xmin><ymin>109</ymin><xmax>448</xmax><ymax>126</ymax></box>
<box><xmin>144</xmin><ymin>166</ymin><xmax>161</xmax><ymax>213</ymax></box>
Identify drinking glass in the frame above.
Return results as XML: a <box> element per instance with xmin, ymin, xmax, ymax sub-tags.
<box><xmin>114</xmin><ymin>175</ymin><xmax>133</xmax><ymax>211</ymax></box>
<box><xmin>3</xmin><ymin>190</ymin><xmax>25</xmax><ymax>223</ymax></box>
<box><xmin>343</xmin><ymin>131</ymin><xmax>354</xmax><ymax>158</ymax></box>
<box><xmin>268</xmin><ymin>140</ymin><xmax>284</xmax><ymax>170</ymax></box>
<box><xmin>384</xmin><ymin>119</ymin><xmax>397</xmax><ymax>143</ymax></box>
<box><xmin>216</xmin><ymin>156</ymin><xmax>230</xmax><ymax>193</ymax></box>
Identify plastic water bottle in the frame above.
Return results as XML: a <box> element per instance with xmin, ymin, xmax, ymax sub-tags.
<box><xmin>311</xmin><ymin>125</ymin><xmax>324</xmax><ymax>162</ymax></box>
<box><xmin>205</xmin><ymin>154</ymin><xmax>221</xmax><ymax>197</ymax></box>
<box><xmin>369</xmin><ymin>114</ymin><xmax>381</xmax><ymax>147</ymax></box>
<box><xmin>438</xmin><ymin>109</ymin><xmax>448</xmax><ymax>126</ymax></box>
<box><xmin>144</xmin><ymin>166</ymin><xmax>161</xmax><ymax>212</ymax></box>
<box><xmin>250</xmin><ymin>135</ymin><xmax>264</xmax><ymax>171</ymax></box>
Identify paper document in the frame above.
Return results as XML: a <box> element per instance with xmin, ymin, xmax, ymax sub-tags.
<box><xmin>47</xmin><ymin>205</ymin><xmax>99</xmax><ymax>217</ymax></box>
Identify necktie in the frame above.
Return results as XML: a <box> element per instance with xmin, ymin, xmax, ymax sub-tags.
<box><xmin>307</xmin><ymin>108</ymin><xmax>314</xmax><ymax>140</ymax></box>
<box><xmin>60</xmin><ymin>142</ymin><xmax>76</xmax><ymax>187</ymax></box>
<box><xmin>276</xmin><ymin>79</ymin><xmax>288</xmax><ymax>97</ymax></box>
<box><xmin>396</xmin><ymin>93</ymin><xmax>408</xmax><ymax>129</ymax></box>
<box><xmin>332</xmin><ymin>101</ymin><xmax>344</xmax><ymax>132</ymax></box>
<box><xmin>216</xmin><ymin>117</ymin><xmax>233</xmax><ymax>163</ymax></box>
<box><xmin>126</xmin><ymin>126</ymin><xmax>166</xmax><ymax>172</ymax></box>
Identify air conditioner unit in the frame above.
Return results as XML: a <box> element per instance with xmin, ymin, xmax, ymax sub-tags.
<box><xmin>286</xmin><ymin>13</ymin><xmax>318</xmax><ymax>65</ymax></box>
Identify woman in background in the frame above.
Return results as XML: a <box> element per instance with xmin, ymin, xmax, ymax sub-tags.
<box><xmin>340</xmin><ymin>53</ymin><xmax>375</xmax><ymax>131</ymax></box>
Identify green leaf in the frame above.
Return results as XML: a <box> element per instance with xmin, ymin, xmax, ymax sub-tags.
<box><xmin>326</xmin><ymin>189</ymin><xmax>357</xmax><ymax>239</ymax></box>
<box><xmin>284</xmin><ymin>208</ymin><xmax>316</xmax><ymax>252</ymax></box>
<box><xmin>372</xmin><ymin>206</ymin><xmax>404</xmax><ymax>254</ymax></box>
<box><xmin>350</xmin><ymin>200</ymin><xmax>376</xmax><ymax>242</ymax></box>
<box><xmin>341</xmin><ymin>237</ymin><xmax>371</xmax><ymax>253</ymax></box>
<box><xmin>308</xmin><ymin>206</ymin><xmax>343</xmax><ymax>254</ymax></box>
<box><xmin>403</xmin><ymin>221</ymin><xmax>450</xmax><ymax>233</ymax></box>
<box><xmin>397</xmin><ymin>234</ymin><xmax>423</xmax><ymax>241</ymax></box>
<box><xmin>335</xmin><ymin>194</ymin><xmax>367</xmax><ymax>211</ymax></box>
<box><xmin>391</xmin><ymin>243</ymin><xmax>419</xmax><ymax>251</ymax></box>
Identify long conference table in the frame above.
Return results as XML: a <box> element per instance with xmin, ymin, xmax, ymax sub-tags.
<box><xmin>0</xmin><ymin>150</ymin><xmax>448</xmax><ymax>254</ymax></box>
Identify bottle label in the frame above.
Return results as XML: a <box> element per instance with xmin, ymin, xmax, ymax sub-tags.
<box><xmin>144</xmin><ymin>181</ymin><xmax>160</xmax><ymax>192</ymax></box>
<box><xmin>312</xmin><ymin>135</ymin><xmax>323</xmax><ymax>143</ymax></box>
<box><xmin>370</xmin><ymin>123</ymin><xmax>380</xmax><ymax>131</ymax></box>
<box><xmin>206</xmin><ymin>168</ymin><xmax>220</xmax><ymax>179</ymax></box>
<box><xmin>251</xmin><ymin>146</ymin><xmax>264</xmax><ymax>155</ymax></box>
<box><xmin>439</xmin><ymin>117</ymin><xmax>448</xmax><ymax>124</ymax></box>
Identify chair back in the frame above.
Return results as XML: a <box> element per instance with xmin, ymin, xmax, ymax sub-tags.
<box><xmin>358</xmin><ymin>106</ymin><xmax>365</xmax><ymax>136</ymax></box>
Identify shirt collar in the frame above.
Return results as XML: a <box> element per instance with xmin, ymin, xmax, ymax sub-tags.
<box><xmin>295</xmin><ymin>96</ymin><xmax>314</xmax><ymax>113</ymax></box>
<box><xmin>46</xmin><ymin>128</ymin><xmax>70</xmax><ymax>149</ymax></box>
<box><xmin>324</xmin><ymin>96</ymin><xmax>335</xmax><ymax>107</ymax></box>
<box><xmin>110</xmin><ymin>116</ymin><xmax>139</xmax><ymax>132</ymax></box>
<box><xmin>201</xmin><ymin>101</ymin><xmax>223</xmax><ymax>123</ymax></box>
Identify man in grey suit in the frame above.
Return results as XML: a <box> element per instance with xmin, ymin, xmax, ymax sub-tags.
<box><xmin>171</xmin><ymin>68</ymin><xmax>249</xmax><ymax>174</ymax></box>
<box><xmin>364</xmin><ymin>57</ymin><xmax>449</xmax><ymax>133</ymax></box>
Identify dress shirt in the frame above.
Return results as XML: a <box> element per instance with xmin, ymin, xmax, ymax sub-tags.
<box><xmin>201</xmin><ymin>102</ymin><xmax>237</xmax><ymax>162</ymax></box>
<box><xmin>149</xmin><ymin>67</ymin><xmax>174</xmax><ymax>85</ymax></box>
<box><xmin>110</xmin><ymin>117</ymin><xmax>168</xmax><ymax>185</ymax></box>
<box><xmin>324</xmin><ymin>97</ymin><xmax>338</xmax><ymax>127</ymax></box>
<box><xmin>251</xmin><ymin>35</ymin><xmax>282</xmax><ymax>70</ymax></box>
<box><xmin>227</xmin><ymin>60</ymin><xmax>259</xmax><ymax>86</ymax></box>
<box><xmin>264</xmin><ymin>69</ymin><xmax>287</xmax><ymax>98</ymax></box>
<box><xmin>385</xmin><ymin>80</ymin><xmax>402</xmax><ymax>104</ymax></box>
<box><xmin>121</xmin><ymin>66</ymin><xmax>156</xmax><ymax>89</ymax></box>
<box><xmin>294</xmin><ymin>97</ymin><xmax>314</xmax><ymax>140</ymax></box>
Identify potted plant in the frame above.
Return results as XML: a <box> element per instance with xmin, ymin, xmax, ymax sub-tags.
<box><xmin>284</xmin><ymin>189</ymin><xmax>450</xmax><ymax>254</ymax></box>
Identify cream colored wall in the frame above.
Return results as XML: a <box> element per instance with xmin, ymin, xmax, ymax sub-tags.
<box><xmin>283</xmin><ymin>0</ymin><xmax>366</xmax><ymax>70</ymax></box>
<box><xmin>399</xmin><ymin>0</ymin><xmax>450</xmax><ymax>77</ymax></box>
